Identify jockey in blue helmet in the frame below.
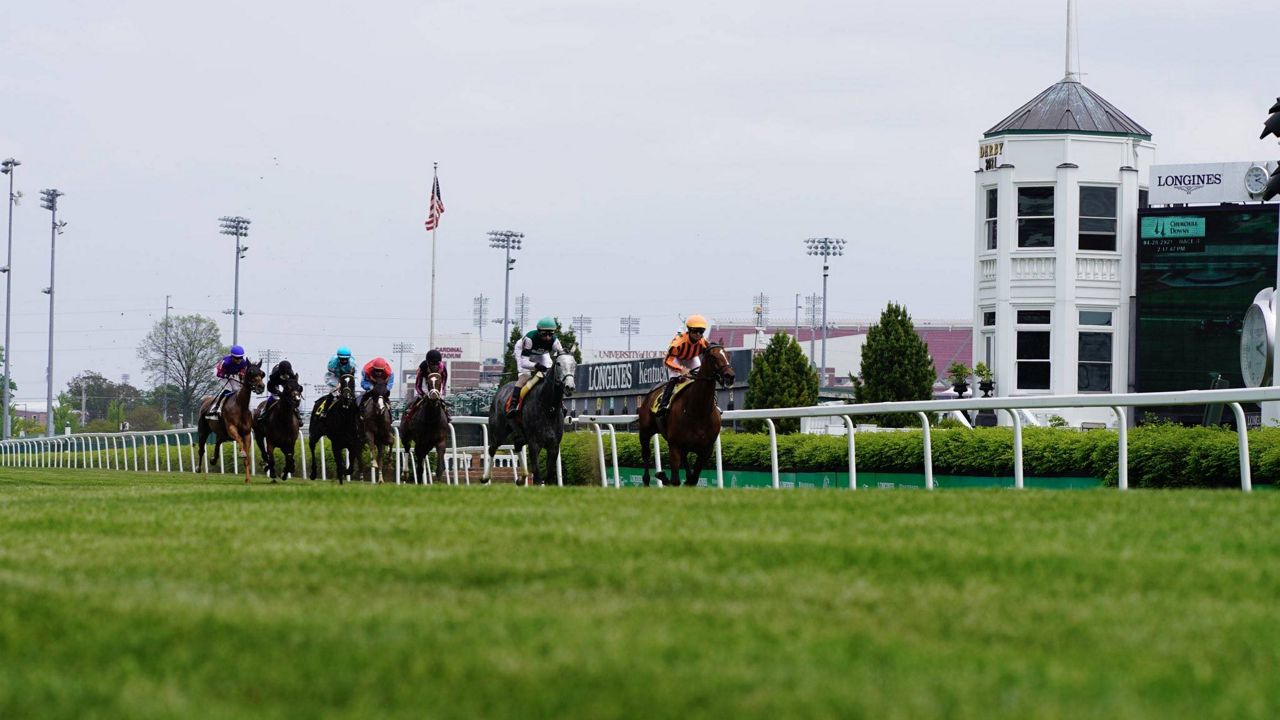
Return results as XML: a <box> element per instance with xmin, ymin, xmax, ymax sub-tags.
<box><xmin>316</xmin><ymin>346</ymin><xmax>357</xmax><ymax>416</ymax></box>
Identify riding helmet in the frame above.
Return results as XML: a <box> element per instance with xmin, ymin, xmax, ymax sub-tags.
<box><xmin>536</xmin><ymin>316</ymin><xmax>557</xmax><ymax>331</ymax></box>
<box><xmin>230</xmin><ymin>344</ymin><xmax>246</xmax><ymax>357</ymax></box>
<box><xmin>336</xmin><ymin>346</ymin><xmax>352</xmax><ymax>358</ymax></box>
<box><xmin>426</xmin><ymin>349</ymin><xmax>442</xmax><ymax>363</ymax></box>
<box><xmin>685</xmin><ymin>315</ymin><xmax>709</xmax><ymax>331</ymax></box>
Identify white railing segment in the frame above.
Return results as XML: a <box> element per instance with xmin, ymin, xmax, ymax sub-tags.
<box><xmin>576</xmin><ymin>386</ymin><xmax>1280</xmax><ymax>492</ymax></box>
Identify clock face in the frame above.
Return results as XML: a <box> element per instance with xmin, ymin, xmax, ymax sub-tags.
<box><xmin>1241</xmin><ymin>302</ymin><xmax>1273</xmax><ymax>387</ymax></box>
<box><xmin>1246</xmin><ymin>166</ymin><xmax>1269</xmax><ymax>195</ymax></box>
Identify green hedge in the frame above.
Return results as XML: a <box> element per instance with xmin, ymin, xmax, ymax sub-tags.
<box><xmin>559</xmin><ymin>426</ymin><xmax>1280</xmax><ymax>488</ymax></box>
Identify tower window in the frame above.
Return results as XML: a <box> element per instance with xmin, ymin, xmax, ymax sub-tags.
<box><xmin>1017</xmin><ymin>187</ymin><xmax>1054</xmax><ymax>248</ymax></box>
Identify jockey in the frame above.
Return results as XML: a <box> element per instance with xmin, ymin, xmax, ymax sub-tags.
<box><xmin>361</xmin><ymin>357</ymin><xmax>395</xmax><ymax>403</ymax></box>
<box><xmin>655</xmin><ymin>314</ymin><xmax>709</xmax><ymax>416</ymax></box>
<box><xmin>415</xmin><ymin>349</ymin><xmax>449</xmax><ymax>397</ymax></box>
<box><xmin>316</xmin><ymin>346</ymin><xmax>357</xmax><ymax>417</ymax></box>
<box><xmin>403</xmin><ymin>349</ymin><xmax>449</xmax><ymax>428</ymax></box>
<box><xmin>210</xmin><ymin>345</ymin><xmax>249</xmax><ymax>416</ymax></box>
<box><xmin>262</xmin><ymin>359</ymin><xmax>301</xmax><ymax>418</ymax></box>
<box><xmin>506</xmin><ymin>316</ymin><xmax>564</xmax><ymax>420</ymax></box>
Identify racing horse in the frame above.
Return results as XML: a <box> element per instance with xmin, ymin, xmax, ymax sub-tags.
<box><xmin>483</xmin><ymin>351</ymin><xmax>576</xmax><ymax>486</ymax></box>
<box><xmin>252</xmin><ymin>379</ymin><xmax>304</xmax><ymax>481</ymax></box>
<box><xmin>359</xmin><ymin>376</ymin><xmax>395</xmax><ymax>483</ymax></box>
<box><xmin>637</xmin><ymin>344</ymin><xmax>735</xmax><ymax>487</ymax></box>
<box><xmin>401</xmin><ymin>371</ymin><xmax>450</xmax><ymax>483</ymax></box>
<box><xmin>308</xmin><ymin>373</ymin><xmax>362</xmax><ymax>484</ymax></box>
<box><xmin>196</xmin><ymin>361</ymin><xmax>267</xmax><ymax>484</ymax></box>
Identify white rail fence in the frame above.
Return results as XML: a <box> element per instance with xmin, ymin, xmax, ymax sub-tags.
<box><xmin>3</xmin><ymin>386</ymin><xmax>1275</xmax><ymax>491</ymax></box>
<box><xmin>577</xmin><ymin>386</ymin><xmax>1280</xmax><ymax>492</ymax></box>
<box><xmin>0</xmin><ymin>416</ymin><xmax>557</xmax><ymax>485</ymax></box>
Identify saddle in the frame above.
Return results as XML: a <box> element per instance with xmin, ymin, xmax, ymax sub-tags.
<box><xmin>650</xmin><ymin>377</ymin><xmax>693</xmax><ymax>414</ymax></box>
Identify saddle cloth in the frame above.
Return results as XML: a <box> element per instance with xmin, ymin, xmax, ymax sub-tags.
<box><xmin>650</xmin><ymin>378</ymin><xmax>693</xmax><ymax>413</ymax></box>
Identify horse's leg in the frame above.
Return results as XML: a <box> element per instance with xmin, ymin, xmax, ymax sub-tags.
<box><xmin>434</xmin><ymin>438</ymin><xmax>447</xmax><ymax>483</ymax></box>
<box><xmin>282</xmin><ymin>444</ymin><xmax>294</xmax><ymax>480</ymax></box>
<box><xmin>264</xmin><ymin>439</ymin><xmax>276</xmax><ymax>480</ymax></box>
<box><xmin>196</xmin><ymin>432</ymin><xmax>207</xmax><ymax>474</ymax></box>
<box><xmin>667</xmin><ymin>446</ymin><xmax>685</xmax><ymax>488</ymax></box>
<box><xmin>526</xmin><ymin>439</ymin><xmax>542</xmax><ymax>486</ymax></box>
<box><xmin>482</xmin><ymin>425</ymin><xmax>503</xmax><ymax>484</ymax></box>
<box><xmin>308</xmin><ymin>435</ymin><xmax>319</xmax><ymax>480</ymax></box>
<box><xmin>686</xmin><ymin>447</ymin><xmax>709</xmax><ymax>487</ymax></box>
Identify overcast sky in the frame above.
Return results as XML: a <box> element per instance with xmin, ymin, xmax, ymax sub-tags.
<box><xmin>0</xmin><ymin>0</ymin><xmax>1275</xmax><ymax>407</ymax></box>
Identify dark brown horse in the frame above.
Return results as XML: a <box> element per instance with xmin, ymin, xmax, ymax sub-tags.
<box><xmin>309</xmin><ymin>373</ymin><xmax>362</xmax><ymax>484</ymax></box>
<box><xmin>401</xmin><ymin>371</ymin><xmax>450</xmax><ymax>483</ymax></box>
<box><xmin>637</xmin><ymin>344</ymin><xmax>734</xmax><ymax>487</ymax></box>
<box><xmin>359</xmin><ymin>376</ymin><xmax>394</xmax><ymax>483</ymax></box>
<box><xmin>253</xmin><ymin>380</ymin><xmax>303</xmax><ymax>481</ymax></box>
<box><xmin>197</xmin><ymin>361</ymin><xmax>267</xmax><ymax>484</ymax></box>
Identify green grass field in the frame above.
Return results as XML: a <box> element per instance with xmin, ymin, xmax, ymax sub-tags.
<box><xmin>1</xmin><ymin>468</ymin><xmax>1277</xmax><ymax>719</ymax></box>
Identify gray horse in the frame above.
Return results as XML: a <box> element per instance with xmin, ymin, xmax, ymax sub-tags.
<box><xmin>483</xmin><ymin>352</ymin><xmax>576</xmax><ymax>485</ymax></box>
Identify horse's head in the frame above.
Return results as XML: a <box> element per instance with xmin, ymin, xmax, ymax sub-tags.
<box><xmin>423</xmin><ymin>372</ymin><xmax>445</xmax><ymax>403</ymax></box>
<box><xmin>247</xmin><ymin>361</ymin><xmax>267</xmax><ymax>393</ymax></box>
<box><xmin>338</xmin><ymin>373</ymin><xmax>356</xmax><ymax>407</ymax></box>
<box><xmin>700</xmin><ymin>344</ymin><xmax>734</xmax><ymax>388</ymax></box>
<box><xmin>552</xmin><ymin>351</ymin><xmax>576</xmax><ymax>396</ymax></box>
<box><xmin>282</xmin><ymin>381</ymin><xmax>303</xmax><ymax>409</ymax></box>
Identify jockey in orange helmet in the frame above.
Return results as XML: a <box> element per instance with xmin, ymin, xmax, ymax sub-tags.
<box><xmin>656</xmin><ymin>314</ymin><xmax>710</xmax><ymax>416</ymax></box>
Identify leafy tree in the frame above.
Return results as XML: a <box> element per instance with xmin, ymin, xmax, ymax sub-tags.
<box><xmin>852</xmin><ymin>302</ymin><xmax>935</xmax><ymax>427</ymax></box>
<box><xmin>51</xmin><ymin>392</ymin><xmax>80</xmax><ymax>433</ymax></box>
<box><xmin>743</xmin><ymin>333</ymin><xmax>818</xmax><ymax>433</ymax></box>
<box><xmin>500</xmin><ymin>325</ymin><xmax>522</xmax><ymax>386</ymax></box>
<box><xmin>65</xmin><ymin>371</ymin><xmax>142</xmax><ymax>423</ymax></box>
<box><xmin>137</xmin><ymin>314</ymin><xmax>224</xmax><ymax>424</ymax></box>
<box><xmin>126</xmin><ymin>405</ymin><xmax>169</xmax><ymax>431</ymax></box>
<box><xmin>552</xmin><ymin>318</ymin><xmax>583</xmax><ymax>364</ymax></box>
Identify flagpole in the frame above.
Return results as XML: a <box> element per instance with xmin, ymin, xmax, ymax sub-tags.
<box><xmin>429</xmin><ymin>161</ymin><xmax>438</xmax><ymax>350</ymax></box>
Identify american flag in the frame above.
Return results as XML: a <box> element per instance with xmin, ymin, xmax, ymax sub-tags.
<box><xmin>424</xmin><ymin>175</ymin><xmax>445</xmax><ymax>231</ymax></box>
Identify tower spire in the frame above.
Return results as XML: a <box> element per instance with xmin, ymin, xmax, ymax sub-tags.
<box><xmin>1064</xmin><ymin>0</ymin><xmax>1079</xmax><ymax>82</ymax></box>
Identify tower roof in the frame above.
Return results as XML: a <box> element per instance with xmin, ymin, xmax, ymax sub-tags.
<box><xmin>984</xmin><ymin>79</ymin><xmax>1150</xmax><ymax>139</ymax></box>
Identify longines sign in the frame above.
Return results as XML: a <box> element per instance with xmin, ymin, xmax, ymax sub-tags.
<box><xmin>1149</xmin><ymin>162</ymin><xmax>1273</xmax><ymax>206</ymax></box>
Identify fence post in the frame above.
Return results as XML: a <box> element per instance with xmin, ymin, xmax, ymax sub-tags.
<box><xmin>764</xmin><ymin>418</ymin><xmax>780</xmax><ymax>489</ymax></box>
<box><xmin>606</xmin><ymin>425</ymin><xmax>621</xmax><ymax>489</ymax></box>
<box><xmin>592</xmin><ymin>424</ymin><xmax>608</xmax><ymax>488</ymax></box>
<box><xmin>1228</xmin><ymin>402</ymin><xmax>1253</xmax><ymax>492</ymax></box>
<box><xmin>652</xmin><ymin>434</ymin><xmax>663</xmax><ymax>476</ymax></box>
<box><xmin>1111</xmin><ymin>406</ymin><xmax>1127</xmax><ymax>491</ymax></box>
<box><xmin>916</xmin><ymin>412</ymin><xmax>934</xmax><ymax>490</ymax></box>
<box><xmin>843</xmin><ymin>416</ymin><xmax>857</xmax><ymax>490</ymax></box>
<box><xmin>448</xmin><ymin>423</ymin><xmax>461</xmax><ymax>486</ymax></box>
<box><xmin>714</xmin><ymin>434</ymin><xmax>724</xmax><ymax>489</ymax></box>
<box><xmin>1001</xmin><ymin>409</ymin><xmax>1024</xmax><ymax>490</ymax></box>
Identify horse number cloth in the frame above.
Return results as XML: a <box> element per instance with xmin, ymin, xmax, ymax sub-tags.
<box><xmin>651</xmin><ymin>378</ymin><xmax>694</xmax><ymax>413</ymax></box>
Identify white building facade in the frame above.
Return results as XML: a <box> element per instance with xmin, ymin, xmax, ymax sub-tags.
<box><xmin>972</xmin><ymin>76</ymin><xmax>1154</xmax><ymax>426</ymax></box>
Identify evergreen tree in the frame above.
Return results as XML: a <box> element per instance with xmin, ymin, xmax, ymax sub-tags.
<box><xmin>552</xmin><ymin>318</ymin><xmax>583</xmax><ymax>364</ymax></box>
<box><xmin>852</xmin><ymin>302</ymin><xmax>935</xmax><ymax>427</ymax></box>
<box><xmin>743</xmin><ymin>333</ymin><xmax>818</xmax><ymax>434</ymax></box>
<box><xmin>500</xmin><ymin>325</ymin><xmax>522</xmax><ymax>386</ymax></box>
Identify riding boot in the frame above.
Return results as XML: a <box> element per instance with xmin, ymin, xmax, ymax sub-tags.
<box><xmin>505</xmin><ymin>394</ymin><xmax>520</xmax><ymax>421</ymax></box>
<box><xmin>656</xmin><ymin>380</ymin><xmax>677</xmax><ymax>417</ymax></box>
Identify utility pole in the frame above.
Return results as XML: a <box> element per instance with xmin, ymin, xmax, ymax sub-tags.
<box><xmin>1</xmin><ymin>158</ymin><xmax>19</xmax><ymax>440</ymax></box>
<box><xmin>218</xmin><ymin>216</ymin><xmax>250</xmax><ymax>344</ymax></box>
<box><xmin>392</xmin><ymin>341</ymin><xmax>414</xmax><ymax>392</ymax></box>
<box><xmin>472</xmin><ymin>295</ymin><xmax>489</xmax><ymax>343</ymax></box>
<box><xmin>163</xmin><ymin>295</ymin><xmax>173</xmax><ymax>423</ymax></box>
<box><xmin>571</xmin><ymin>316</ymin><xmax>591</xmax><ymax>354</ymax></box>
<box><xmin>40</xmin><ymin>188</ymin><xmax>65</xmax><ymax>437</ymax></box>
<box><xmin>515</xmin><ymin>293</ymin><xmax>531</xmax><ymax>330</ymax></box>
<box><xmin>752</xmin><ymin>293</ymin><xmax>769</xmax><ymax>352</ymax></box>
<box><xmin>620</xmin><ymin>316</ymin><xmax>640</xmax><ymax>352</ymax></box>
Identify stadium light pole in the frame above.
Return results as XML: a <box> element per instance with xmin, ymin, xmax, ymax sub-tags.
<box><xmin>515</xmin><ymin>293</ymin><xmax>531</xmax><ymax>330</ymax></box>
<box><xmin>488</xmin><ymin>230</ymin><xmax>523</xmax><ymax>339</ymax></box>
<box><xmin>620</xmin><ymin>315</ymin><xmax>640</xmax><ymax>352</ymax></box>
<box><xmin>1</xmin><ymin>158</ymin><xmax>19</xmax><ymax>440</ymax></box>
<box><xmin>219</xmin><ymin>216</ymin><xmax>251</xmax><ymax>345</ymax></box>
<box><xmin>804</xmin><ymin>294</ymin><xmax>821</xmax><ymax>366</ymax></box>
<box><xmin>40</xmin><ymin>189</ymin><xmax>65</xmax><ymax>437</ymax></box>
<box><xmin>805</xmin><ymin>237</ymin><xmax>845</xmax><ymax>385</ymax></box>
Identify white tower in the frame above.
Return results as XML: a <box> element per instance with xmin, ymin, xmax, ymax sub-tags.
<box><xmin>972</xmin><ymin>1</ymin><xmax>1154</xmax><ymax>426</ymax></box>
